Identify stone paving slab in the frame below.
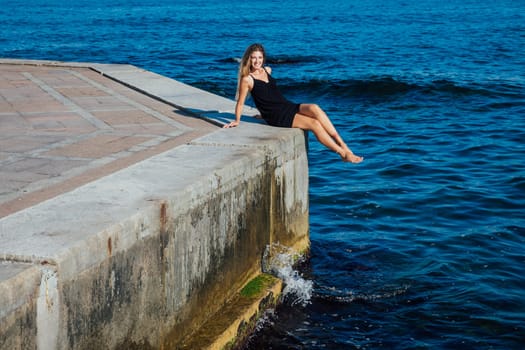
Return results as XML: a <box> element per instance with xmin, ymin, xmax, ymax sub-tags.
<box><xmin>0</xmin><ymin>59</ymin><xmax>259</xmax><ymax>218</ymax></box>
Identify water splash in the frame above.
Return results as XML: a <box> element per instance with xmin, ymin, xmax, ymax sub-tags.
<box><xmin>262</xmin><ymin>243</ymin><xmax>313</xmax><ymax>307</ymax></box>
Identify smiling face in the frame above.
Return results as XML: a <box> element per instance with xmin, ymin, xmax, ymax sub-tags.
<box><xmin>250</xmin><ymin>50</ymin><xmax>264</xmax><ymax>71</ymax></box>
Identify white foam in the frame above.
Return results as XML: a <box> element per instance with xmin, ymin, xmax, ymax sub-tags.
<box><xmin>263</xmin><ymin>243</ymin><xmax>313</xmax><ymax>307</ymax></box>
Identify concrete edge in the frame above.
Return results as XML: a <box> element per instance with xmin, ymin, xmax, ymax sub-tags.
<box><xmin>0</xmin><ymin>142</ymin><xmax>262</xmax><ymax>270</ymax></box>
<box><xmin>0</xmin><ymin>262</ymin><xmax>41</xmax><ymax>319</ymax></box>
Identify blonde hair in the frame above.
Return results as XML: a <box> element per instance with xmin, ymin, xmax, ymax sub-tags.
<box><xmin>236</xmin><ymin>43</ymin><xmax>266</xmax><ymax>100</ymax></box>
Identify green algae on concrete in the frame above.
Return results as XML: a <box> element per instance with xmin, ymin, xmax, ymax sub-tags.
<box><xmin>240</xmin><ymin>273</ymin><xmax>278</xmax><ymax>298</ymax></box>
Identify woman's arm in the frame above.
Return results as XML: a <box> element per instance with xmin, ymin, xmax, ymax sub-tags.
<box><xmin>224</xmin><ymin>76</ymin><xmax>251</xmax><ymax>128</ymax></box>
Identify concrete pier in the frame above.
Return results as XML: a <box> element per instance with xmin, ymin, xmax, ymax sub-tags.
<box><xmin>0</xmin><ymin>60</ymin><xmax>309</xmax><ymax>349</ymax></box>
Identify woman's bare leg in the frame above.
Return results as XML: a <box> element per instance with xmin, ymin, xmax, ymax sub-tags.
<box><xmin>297</xmin><ymin>104</ymin><xmax>362</xmax><ymax>161</ymax></box>
<box><xmin>299</xmin><ymin>104</ymin><xmax>338</xmax><ymax>135</ymax></box>
<box><xmin>292</xmin><ymin>113</ymin><xmax>362</xmax><ymax>163</ymax></box>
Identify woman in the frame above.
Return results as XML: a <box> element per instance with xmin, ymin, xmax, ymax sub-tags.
<box><xmin>224</xmin><ymin>43</ymin><xmax>363</xmax><ymax>163</ymax></box>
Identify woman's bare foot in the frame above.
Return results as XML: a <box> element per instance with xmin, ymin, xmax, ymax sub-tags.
<box><xmin>333</xmin><ymin>137</ymin><xmax>358</xmax><ymax>160</ymax></box>
<box><xmin>340</xmin><ymin>150</ymin><xmax>363</xmax><ymax>163</ymax></box>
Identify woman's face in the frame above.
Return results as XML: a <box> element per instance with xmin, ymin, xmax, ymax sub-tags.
<box><xmin>250</xmin><ymin>50</ymin><xmax>264</xmax><ymax>71</ymax></box>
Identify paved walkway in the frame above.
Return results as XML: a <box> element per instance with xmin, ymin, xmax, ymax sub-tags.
<box><xmin>0</xmin><ymin>61</ymin><xmax>221</xmax><ymax>218</ymax></box>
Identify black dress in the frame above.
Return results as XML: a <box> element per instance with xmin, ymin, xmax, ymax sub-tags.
<box><xmin>250</xmin><ymin>70</ymin><xmax>300</xmax><ymax>128</ymax></box>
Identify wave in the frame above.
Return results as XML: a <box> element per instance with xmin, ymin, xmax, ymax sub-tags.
<box><xmin>277</xmin><ymin>76</ymin><xmax>524</xmax><ymax>100</ymax></box>
<box><xmin>315</xmin><ymin>284</ymin><xmax>410</xmax><ymax>305</ymax></box>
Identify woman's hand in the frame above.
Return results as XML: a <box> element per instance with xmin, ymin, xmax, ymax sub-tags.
<box><xmin>223</xmin><ymin>121</ymin><xmax>239</xmax><ymax>128</ymax></box>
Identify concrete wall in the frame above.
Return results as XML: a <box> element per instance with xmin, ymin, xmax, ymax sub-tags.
<box><xmin>0</xmin><ymin>87</ymin><xmax>309</xmax><ymax>348</ymax></box>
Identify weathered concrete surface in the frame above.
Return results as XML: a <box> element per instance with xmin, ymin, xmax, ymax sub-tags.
<box><xmin>0</xmin><ymin>60</ymin><xmax>309</xmax><ymax>349</ymax></box>
<box><xmin>0</xmin><ymin>262</ymin><xmax>41</xmax><ymax>349</ymax></box>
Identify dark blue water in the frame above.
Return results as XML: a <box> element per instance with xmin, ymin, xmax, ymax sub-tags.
<box><xmin>3</xmin><ymin>0</ymin><xmax>525</xmax><ymax>348</ymax></box>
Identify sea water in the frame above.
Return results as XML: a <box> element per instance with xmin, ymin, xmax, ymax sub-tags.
<box><xmin>2</xmin><ymin>0</ymin><xmax>524</xmax><ymax>348</ymax></box>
